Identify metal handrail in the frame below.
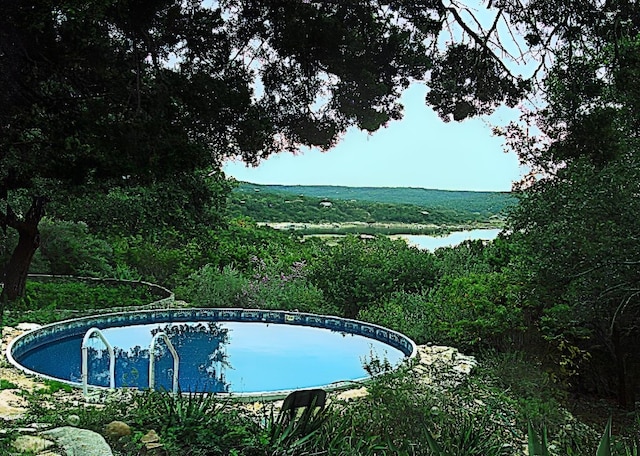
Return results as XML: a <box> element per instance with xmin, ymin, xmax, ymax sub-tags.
<box><xmin>148</xmin><ymin>331</ymin><xmax>180</xmax><ymax>394</ymax></box>
<box><xmin>81</xmin><ymin>327</ymin><xmax>115</xmax><ymax>396</ymax></box>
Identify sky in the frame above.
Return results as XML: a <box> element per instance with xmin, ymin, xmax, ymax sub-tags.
<box><xmin>223</xmin><ymin>83</ymin><xmax>526</xmax><ymax>193</ymax></box>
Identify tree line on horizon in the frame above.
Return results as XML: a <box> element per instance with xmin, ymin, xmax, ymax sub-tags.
<box><xmin>227</xmin><ymin>183</ymin><xmax>510</xmax><ymax>226</ymax></box>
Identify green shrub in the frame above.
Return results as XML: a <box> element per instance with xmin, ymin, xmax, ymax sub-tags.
<box><xmin>179</xmin><ymin>264</ymin><xmax>250</xmax><ymax>308</ymax></box>
<box><xmin>4</xmin><ymin>279</ymin><xmax>157</xmax><ymax>325</ymax></box>
<box><xmin>180</xmin><ymin>260</ymin><xmax>332</xmax><ymax>315</ymax></box>
<box><xmin>358</xmin><ymin>291</ymin><xmax>435</xmax><ymax>345</ymax></box>
<box><xmin>30</xmin><ymin>218</ymin><xmax>115</xmax><ymax>276</ymax></box>
<box><xmin>22</xmin><ymin>281</ymin><xmax>155</xmax><ymax>311</ymax></box>
<box><xmin>312</xmin><ymin>366</ymin><xmax>514</xmax><ymax>456</ymax></box>
<box><xmin>476</xmin><ymin>351</ymin><xmax>566</xmax><ymax>428</ymax></box>
<box><xmin>111</xmin><ymin>235</ymin><xmax>200</xmax><ymax>288</ymax></box>
<box><xmin>308</xmin><ymin>235</ymin><xmax>437</xmax><ymax>318</ymax></box>
<box><xmin>527</xmin><ymin>418</ymin><xmax>638</xmax><ymax>456</ymax></box>
<box><xmin>427</xmin><ymin>272</ymin><xmax>524</xmax><ymax>351</ymax></box>
<box><xmin>242</xmin><ymin>257</ymin><xmax>331</xmax><ymax>314</ymax></box>
<box><xmin>0</xmin><ymin>379</ymin><xmax>18</xmax><ymax>390</ymax></box>
<box><xmin>128</xmin><ymin>391</ymin><xmax>263</xmax><ymax>455</ymax></box>
<box><xmin>38</xmin><ymin>219</ymin><xmax>114</xmax><ymax>276</ymax></box>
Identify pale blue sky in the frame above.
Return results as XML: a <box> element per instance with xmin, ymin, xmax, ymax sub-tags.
<box><xmin>223</xmin><ymin>83</ymin><xmax>525</xmax><ymax>192</ymax></box>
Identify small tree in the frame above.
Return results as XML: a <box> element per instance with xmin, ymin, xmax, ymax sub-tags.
<box><xmin>507</xmin><ymin>30</ymin><xmax>640</xmax><ymax>407</ymax></box>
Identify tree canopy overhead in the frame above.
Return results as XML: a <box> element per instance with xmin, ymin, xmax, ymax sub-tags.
<box><xmin>0</xmin><ymin>0</ymin><xmax>534</xmax><ymax>300</ymax></box>
<box><xmin>1</xmin><ymin>0</ymin><xmax>536</xmax><ymax>197</ymax></box>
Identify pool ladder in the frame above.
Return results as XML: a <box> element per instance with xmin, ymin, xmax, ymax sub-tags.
<box><xmin>81</xmin><ymin>328</ymin><xmax>180</xmax><ymax>396</ymax></box>
<box><xmin>81</xmin><ymin>327</ymin><xmax>115</xmax><ymax>397</ymax></box>
<box><xmin>149</xmin><ymin>331</ymin><xmax>180</xmax><ymax>394</ymax></box>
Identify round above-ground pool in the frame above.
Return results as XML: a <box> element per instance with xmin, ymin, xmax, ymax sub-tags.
<box><xmin>7</xmin><ymin>308</ymin><xmax>416</xmax><ymax>399</ymax></box>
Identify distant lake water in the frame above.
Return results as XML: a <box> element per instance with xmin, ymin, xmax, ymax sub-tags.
<box><xmin>397</xmin><ymin>228</ymin><xmax>502</xmax><ymax>251</ymax></box>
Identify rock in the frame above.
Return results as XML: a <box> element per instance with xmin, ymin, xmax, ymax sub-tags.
<box><xmin>104</xmin><ymin>420</ymin><xmax>131</xmax><ymax>439</ymax></box>
<box><xmin>0</xmin><ymin>389</ymin><xmax>28</xmax><ymax>420</ymax></box>
<box><xmin>29</xmin><ymin>422</ymin><xmax>54</xmax><ymax>430</ymax></box>
<box><xmin>336</xmin><ymin>387</ymin><xmax>369</xmax><ymax>401</ymax></box>
<box><xmin>140</xmin><ymin>430</ymin><xmax>164</xmax><ymax>455</ymax></box>
<box><xmin>16</xmin><ymin>322</ymin><xmax>42</xmax><ymax>332</ymax></box>
<box><xmin>141</xmin><ymin>429</ymin><xmax>160</xmax><ymax>444</ymax></box>
<box><xmin>413</xmin><ymin>345</ymin><xmax>478</xmax><ymax>389</ymax></box>
<box><xmin>41</xmin><ymin>426</ymin><xmax>113</xmax><ymax>456</ymax></box>
<box><xmin>66</xmin><ymin>414</ymin><xmax>81</xmax><ymax>426</ymax></box>
<box><xmin>12</xmin><ymin>435</ymin><xmax>55</xmax><ymax>453</ymax></box>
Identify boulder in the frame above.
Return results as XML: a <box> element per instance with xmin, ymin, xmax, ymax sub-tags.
<box><xmin>41</xmin><ymin>426</ymin><xmax>113</xmax><ymax>456</ymax></box>
<box><xmin>12</xmin><ymin>435</ymin><xmax>55</xmax><ymax>453</ymax></box>
<box><xmin>104</xmin><ymin>420</ymin><xmax>131</xmax><ymax>439</ymax></box>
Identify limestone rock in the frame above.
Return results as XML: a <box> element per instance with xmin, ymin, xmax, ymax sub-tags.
<box><xmin>12</xmin><ymin>435</ymin><xmax>55</xmax><ymax>453</ymax></box>
<box><xmin>104</xmin><ymin>420</ymin><xmax>131</xmax><ymax>438</ymax></box>
<box><xmin>336</xmin><ymin>387</ymin><xmax>369</xmax><ymax>401</ymax></box>
<box><xmin>141</xmin><ymin>429</ymin><xmax>160</xmax><ymax>444</ymax></box>
<box><xmin>412</xmin><ymin>345</ymin><xmax>478</xmax><ymax>389</ymax></box>
<box><xmin>0</xmin><ymin>367</ymin><xmax>46</xmax><ymax>391</ymax></box>
<box><xmin>41</xmin><ymin>426</ymin><xmax>113</xmax><ymax>456</ymax></box>
<box><xmin>16</xmin><ymin>322</ymin><xmax>43</xmax><ymax>332</ymax></box>
<box><xmin>141</xmin><ymin>430</ymin><xmax>164</xmax><ymax>453</ymax></box>
<box><xmin>0</xmin><ymin>389</ymin><xmax>28</xmax><ymax>420</ymax></box>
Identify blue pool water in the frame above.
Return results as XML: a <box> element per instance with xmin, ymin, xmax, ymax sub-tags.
<box><xmin>14</xmin><ymin>319</ymin><xmax>407</xmax><ymax>394</ymax></box>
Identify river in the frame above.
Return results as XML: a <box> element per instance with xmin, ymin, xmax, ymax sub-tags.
<box><xmin>395</xmin><ymin>228</ymin><xmax>502</xmax><ymax>251</ymax></box>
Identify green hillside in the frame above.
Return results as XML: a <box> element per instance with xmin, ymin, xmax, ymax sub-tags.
<box><xmin>234</xmin><ymin>182</ymin><xmax>514</xmax><ymax>213</ymax></box>
<box><xmin>228</xmin><ymin>182</ymin><xmax>515</xmax><ymax>228</ymax></box>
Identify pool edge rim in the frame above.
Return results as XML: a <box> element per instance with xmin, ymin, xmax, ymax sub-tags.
<box><xmin>5</xmin><ymin>307</ymin><xmax>418</xmax><ymax>401</ymax></box>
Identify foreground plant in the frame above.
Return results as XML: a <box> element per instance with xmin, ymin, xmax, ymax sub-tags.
<box><xmin>527</xmin><ymin>418</ymin><xmax>639</xmax><ymax>456</ymax></box>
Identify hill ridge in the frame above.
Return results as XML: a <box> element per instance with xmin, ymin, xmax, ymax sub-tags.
<box><xmin>236</xmin><ymin>181</ymin><xmax>510</xmax><ymax>195</ymax></box>
<box><xmin>234</xmin><ymin>182</ymin><xmax>514</xmax><ymax>209</ymax></box>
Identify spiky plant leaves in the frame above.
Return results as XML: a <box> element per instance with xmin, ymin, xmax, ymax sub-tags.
<box><xmin>596</xmin><ymin>417</ymin><xmax>612</xmax><ymax>456</ymax></box>
<box><xmin>527</xmin><ymin>421</ymin><xmax>550</xmax><ymax>456</ymax></box>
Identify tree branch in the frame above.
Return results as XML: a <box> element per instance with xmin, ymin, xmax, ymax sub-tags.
<box><xmin>445</xmin><ymin>6</ymin><xmax>515</xmax><ymax>77</ymax></box>
<box><xmin>610</xmin><ymin>290</ymin><xmax>640</xmax><ymax>335</ymax></box>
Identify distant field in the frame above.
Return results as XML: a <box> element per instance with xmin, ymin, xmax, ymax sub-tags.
<box><xmin>258</xmin><ymin>221</ymin><xmax>446</xmax><ymax>235</ymax></box>
<box><xmin>228</xmin><ymin>182</ymin><xmax>515</xmax><ymax>230</ymax></box>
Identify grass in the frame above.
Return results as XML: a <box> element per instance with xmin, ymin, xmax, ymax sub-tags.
<box><xmin>0</xmin><ymin>379</ymin><xmax>19</xmax><ymax>390</ymax></box>
<box><xmin>2</xmin><ymin>279</ymin><xmax>160</xmax><ymax>326</ymax></box>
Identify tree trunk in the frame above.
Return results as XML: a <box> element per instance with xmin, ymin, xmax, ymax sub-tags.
<box><xmin>0</xmin><ymin>196</ymin><xmax>48</xmax><ymax>303</ymax></box>
<box><xmin>612</xmin><ymin>324</ymin><xmax>636</xmax><ymax>410</ymax></box>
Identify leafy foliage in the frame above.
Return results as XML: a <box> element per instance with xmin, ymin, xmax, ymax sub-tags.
<box><xmin>2</xmin><ymin>217</ymin><xmax>115</xmax><ymax>278</ymax></box>
<box><xmin>506</xmin><ymin>31</ymin><xmax>640</xmax><ymax>405</ymax></box>
<box><xmin>428</xmin><ymin>272</ymin><xmax>523</xmax><ymax>350</ymax></box>
<box><xmin>48</xmin><ymin>171</ymin><xmax>234</xmax><ymax>239</ymax></box>
<box><xmin>308</xmin><ymin>235</ymin><xmax>438</xmax><ymax>318</ymax></box>
<box><xmin>180</xmin><ymin>260</ymin><xmax>331</xmax><ymax>315</ymax></box>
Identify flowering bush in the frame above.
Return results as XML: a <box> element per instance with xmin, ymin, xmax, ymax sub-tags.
<box><xmin>180</xmin><ymin>258</ymin><xmax>331</xmax><ymax>314</ymax></box>
<box><xmin>240</xmin><ymin>257</ymin><xmax>330</xmax><ymax>313</ymax></box>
